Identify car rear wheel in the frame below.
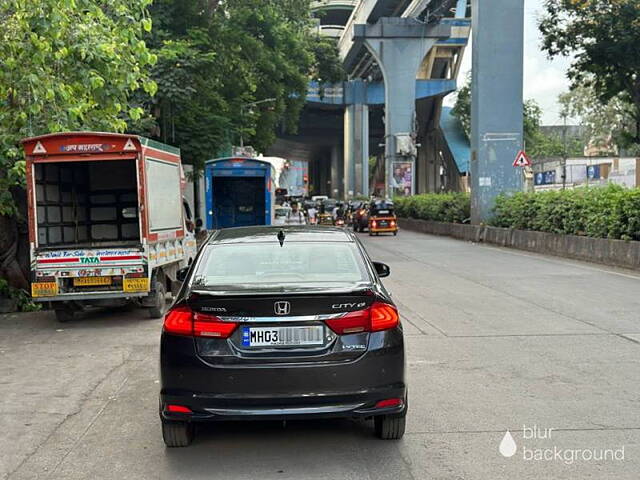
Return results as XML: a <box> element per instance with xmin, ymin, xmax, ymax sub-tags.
<box><xmin>162</xmin><ymin>420</ymin><xmax>194</xmax><ymax>447</ymax></box>
<box><xmin>374</xmin><ymin>414</ymin><xmax>406</xmax><ymax>440</ymax></box>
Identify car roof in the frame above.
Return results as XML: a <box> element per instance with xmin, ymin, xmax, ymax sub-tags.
<box><xmin>207</xmin><ymin>226</ymin><xmax>354</xmax><ymax>244</ymax></box>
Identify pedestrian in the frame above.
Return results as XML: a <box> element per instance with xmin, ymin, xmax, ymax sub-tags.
<box><xmin>307</xmin><ymin>204</ymin><xmax>317</xmax><ymax>225</ymax></box>
<box><xmin>287</xmin><ymin>202</ymin><xmax>306</xmax><ymax>225</ymax></box>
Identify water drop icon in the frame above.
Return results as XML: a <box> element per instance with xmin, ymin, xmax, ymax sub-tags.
<box><xmin>499</xmin><ymin>430</ymin><xmax>517</xmax><ymax>457</ymax></box>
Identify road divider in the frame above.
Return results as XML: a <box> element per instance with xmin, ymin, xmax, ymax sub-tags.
<box><xmin>398</xmin><ymin>218</ymin><xmax>640</xmax><ymax>270</ymax></box>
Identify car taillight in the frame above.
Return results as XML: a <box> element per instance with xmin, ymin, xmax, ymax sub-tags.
<box><xmin>390</xmin><ymin>220</ymin><xmax>396</xmax><ymax>226</ymax></box>
<box><xmin>371</xmin><ymin>220</ymin><xmax>377</xmax><ymax>227</ymax></box>
<box><xmin>163</xmin><ymin>305</ymin><xmax>193</xmax><ymax>335</ymax></box>
<box><xmin>193</xmin><ymin>312</ymin><xmax>238</xmax><ymax>338</ymax></box>
<box><xmin>163</xmin><ymin>305</ymin><xmax>238</xmax><ymax>338</ymax></box>
<box><xmin>325</xmin><ymin>302</ymin><xmax>399</xmax><ymax>334</ymax></box>
<box><xmin>370</xmin><ymin>303</ymin><xmax>399</xmax><ymax>331</ymax></box>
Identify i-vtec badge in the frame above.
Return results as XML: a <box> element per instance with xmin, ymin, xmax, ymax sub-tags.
<box><xmin>332</xmin><ymin>302</ymin><xmax>366</xmax><ymax>309</ymax></box>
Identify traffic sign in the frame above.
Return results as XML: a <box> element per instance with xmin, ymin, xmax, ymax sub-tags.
<box><xmin>513</xmin><ymin>150</ymin><xmax>531</xmax><ymax>167</ymax></box>
<box><xmin>32</xmin><ymin>141</ymin><xmax>47</xmax><ymax>154</ymax></box>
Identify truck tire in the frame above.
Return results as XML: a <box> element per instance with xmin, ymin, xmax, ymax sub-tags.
<box><xmin>374</xmin><ymin>414</ymin><xmax>406</xmax><ymax>440</ymax></box>
<box><xmin>54</xmin><ymin>306</ymin><xmax>75</xmax><ymax>323</ymax></box>
<box><xmin>162</xmin><ymin>420</ymin><xmax>194</xmax><ymax>447</ymax></box>
<box><xmin>148</xmin><ymin>280</ymin><xmax>166</xmax><ymax>319</ymax></box>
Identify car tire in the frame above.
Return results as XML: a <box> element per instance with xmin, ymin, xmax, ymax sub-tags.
<box><xmin>374</xmin><ymin>414</ymin><xmax>406</xmax><ymax>440</ymax></box>
<box><xmin>393</xmin><ymin>231</ymin><xmax>397</xmax><ymax>236</ymax></box>
<box><xmin>148</xmin><ymin>281</ymin><xmax>166</xmax><ymax>319</ymax></box>
<box><xmin>162</xmin><ymin>420</ymin><xmax>194</xmax><ymax>447</ymax></box>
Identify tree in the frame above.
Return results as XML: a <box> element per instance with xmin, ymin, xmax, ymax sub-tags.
<box><xmin>559</xmin><ymin>85</ymin><xmax>640</xmax><ymax>156</ymax></box>
<box><xmin>140</xmin><ymin>0</ymin><xmax>344</xmax><ymax>171</ymax></box>
<box><xmin>0</xmin><ymin>0</ymin><xmax>156</xmax><ymax>292</ymax></box>
<box><xmin>539</xmin><ymin>0</ymin><xmax>640</xmax><ymax>148</ymax></box>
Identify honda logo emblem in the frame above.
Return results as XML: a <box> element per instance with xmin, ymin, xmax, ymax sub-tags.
<box><xmin>274</xmin><ymin>301</ymin><xmax>291</xmax><ymax>315</ymax></box>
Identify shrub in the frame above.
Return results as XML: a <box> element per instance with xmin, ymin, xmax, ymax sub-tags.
<box><xmin>394</xmin><ymin>193</ymin><xmax>470</xmax><ymax>224</ymax></box>
<box><xmin>491</xmin><ymin>185</ymin><xmax>640</xmax><ymax>241</ymax></box>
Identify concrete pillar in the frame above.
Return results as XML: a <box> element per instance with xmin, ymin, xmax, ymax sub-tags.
<box><xmin>344</xmin><ymin>103</ymin><xmax>369</xmax><ymax>199</ymax></box>
<box><xmin>470</xmin><ymin>0</ymin><xmax>525</xmax><ymax>223</ymax></box>
<box><xmin>330</xmin><ymin>144</ymin><xmax>343</xmax><ymax>198</ymax></box>
<box><xmin>356</xmin><ymin>18</ymin><xmax>448</xmax><ymax>198</ymax></box>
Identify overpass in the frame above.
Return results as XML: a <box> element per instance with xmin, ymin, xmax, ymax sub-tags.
<box><xmin>268</xmin><ymin>0</ymin><xmax>524</xmax><ymax>222</ymax></box>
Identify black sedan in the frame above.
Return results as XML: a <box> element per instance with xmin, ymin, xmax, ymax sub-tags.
<box><xmin>160</xmin><ymin>226</ymin><xmax>406</xmax><ymax>447</ymax></box>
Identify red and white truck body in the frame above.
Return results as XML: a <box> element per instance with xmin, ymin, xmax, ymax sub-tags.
<box><xmin>21</xmin><ymin>132</ymin><xmax>197</xmax><ymax>312</ymax></box>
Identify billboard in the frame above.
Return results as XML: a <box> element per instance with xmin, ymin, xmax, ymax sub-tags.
<box><xmin>391</xmin><ymin>161</ymin><xmax>413</xmax><ymax>197</ymax></box>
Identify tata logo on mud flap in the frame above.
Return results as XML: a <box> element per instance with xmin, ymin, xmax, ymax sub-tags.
<box><xmin>80</xmin><ymin>257</ymin><xmax>100</xmax><ymax>264</ymax></box>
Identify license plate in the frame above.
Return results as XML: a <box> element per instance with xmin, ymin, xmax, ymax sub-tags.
<box><xmin>242</xmin><ymin>326</ymin><xmax>324</xmax><ymax>347</ymax></box>
<box><xmin>31</xmin><ymin>282</ymin><xmax>58</xmax><ymax>297</ymax></box>
<box><xmin>123</xmin><ymin>277</ymin><xmax>150</xmax><ymax>293</ymax></box>
<box><xmin>379</xmin><ymin>221</ymin><xmax>388</xmax><ymax>227</ymax></box>
<box><xmin>73</xmin><ymin>276</ymin><xmax>111</xmax><ymax>286</ymax></box>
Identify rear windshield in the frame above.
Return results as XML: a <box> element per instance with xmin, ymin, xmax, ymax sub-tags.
<box><xmin>193</xmin><ymin>242</ymin><xmax>370</xmax><ymax>289</ymax></box>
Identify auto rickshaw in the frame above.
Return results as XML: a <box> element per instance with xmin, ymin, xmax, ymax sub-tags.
<box><xmin>317</xmin><ymin>199</ymin><xmax>336</xmax><ymax>225</ymax></box>
<box><xmin>317</xmin><ymin>211</ymin><xmax>334</xmax><ymax>225</ymax></box>
<box><xmin>368</xmin><ymin>200</ymin><xmax>398</xmax><ymax>236</ymax></box>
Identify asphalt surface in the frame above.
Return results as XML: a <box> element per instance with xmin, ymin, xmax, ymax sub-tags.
<box><xmin>2</xmin><ymin>229</ymin><xmax>640</xmax><ymax>479</ymax></box>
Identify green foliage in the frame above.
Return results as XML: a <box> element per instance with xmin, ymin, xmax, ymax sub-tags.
<box><xmin>492</xmin><ymin>185</ymin><xmax>640</xmax><ymax>241</ymax></box>
<box><xmin>395</xmin><ymin>193</ymin><xmax>471</xmax><ymax>224</ymax></box>
<box><xmin>0</xmin><ymin>278</ymin><xmax>40</xmax><ymax>312</ymax></box>
<box><xmin>527</xmin><ymin>128</ymin><xmax>585</xmax><ymax>158</ymax></box>
<box><xmin>450</xmin><ymin>74</ymin><xmax>471</xmax><ymax>138</ymax></box>
<box><xmin>0</xmin><ymin>0</ymin><xmax>156</xmax><ymax>213</ymax></box>
<box><xmin>140</xmin><ymin>0</ymin><xmax>344</xmax><ymax>170</ymax></box>
<box><xmin>451</xmin><ymin>74</ymin><xmax>582</xmax><ymax>158</ymax></box>
<box><xmin>559</xmin><ymin>85</ymin><xmax>640</xmax><ymax>156</ymax></box>
<box><xmin>540</xmin><ymin>0</ymin><xmax>640</xmax><ymax>147</ymax></box>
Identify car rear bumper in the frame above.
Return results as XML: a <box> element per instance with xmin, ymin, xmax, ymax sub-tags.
<box><xmin>160</xmin><ymin>330</ymin><xmax>406</xmax><ymax>421</ymax></box>
<box><xmin>160</xmin><ymin>389</ymin><xmax>407</xmax><ymax>422</ymax></box>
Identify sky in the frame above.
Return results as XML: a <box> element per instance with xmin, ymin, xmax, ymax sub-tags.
<box><xmin>447</xmin><ymin>0</ymin><xmax>574</xmax><ymax>125</ymax></box>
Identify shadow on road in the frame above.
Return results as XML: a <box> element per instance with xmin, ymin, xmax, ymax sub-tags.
<box><xmin>160</xmin><ymin>418</ymin><xmax>397</xmax><ymax>479</ymax></box>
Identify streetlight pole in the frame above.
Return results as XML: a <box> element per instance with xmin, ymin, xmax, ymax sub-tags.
<box><xmin>239</xmin><ymin>98</ymin><xmax>277</xmax><ymax>148</ymax></box>
<box><xmin>562</xmin><ymin>113</ymin><xmax>568</xmax><ymax>190</ymax></box>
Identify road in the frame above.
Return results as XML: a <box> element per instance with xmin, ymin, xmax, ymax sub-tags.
<box><xmin>2</xmin><ymin>229</ymin><xmax>640</xmax><ymax>479</ymax></box>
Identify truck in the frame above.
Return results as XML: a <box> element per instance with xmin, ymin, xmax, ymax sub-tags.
<box><xmin>204</xmin><ymin>157</ymin><xmax>275</xmax><ymax>229</ymax></box>
<box><xmin>21</xmin><ymin>132</ymin><xmax>197</xmax><ymax>322</ymax></box>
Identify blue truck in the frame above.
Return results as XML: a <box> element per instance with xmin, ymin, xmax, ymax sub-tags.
<box><xmin>204</xmin><ymin>157</ymin><xmax>275</xmax><ymax>229</ymax></box>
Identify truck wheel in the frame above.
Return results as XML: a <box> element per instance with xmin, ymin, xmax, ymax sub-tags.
<box><xmin>148</xmin><ymin>281</ymin><xmax>166</xmax><ymax>319</ymax></box>
<box><xmin>374</xmin><ymin>414</ymin><xmax>406</xmax><ymax>440</ymax></box>
<box><xmin>162</xmin><ymin>420</ymin><xmax>194</xmax><ymax>447</ymax></box>
<box><xmin>54</xmin><ymin>306</ymin><xmax>75</xmax><ymax>323</ymax></box>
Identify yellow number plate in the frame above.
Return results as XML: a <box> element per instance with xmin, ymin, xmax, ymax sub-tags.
<box><xmin>123</xmin><ymin>277</ymin><xmax>150</xmax><ymax>293</ymax></box>
<box><xmin>31</xmin><ymin>282</ymin><xmax>58</xmax><ymax>298</ymax></box>
<box><xmin>73</xmin><ymin>276</ymin><xmax>112</xmax><ymax>286</ymax></box>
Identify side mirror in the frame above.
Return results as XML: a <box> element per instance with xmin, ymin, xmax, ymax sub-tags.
<box><xmin>373</xmin><ymin>261</ymin><xmax>390</xmax><ymax>278</ymax></box>
<box><xmin>195</xmin><ymin>218</ymin><xmax>203</xmax><ymax>228</ymax></box>
<box><xmin>176</xmin><ymin>266</ymin><xmax>190</xmax><ymax>282</ymax></box>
